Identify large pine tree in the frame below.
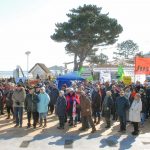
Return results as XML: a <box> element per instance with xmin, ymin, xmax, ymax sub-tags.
<box><xmin>51</xmin><ymin>4</ymin><xmax>123</xmax><ymax>70</ymax></box>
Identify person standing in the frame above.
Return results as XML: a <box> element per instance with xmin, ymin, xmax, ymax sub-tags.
<box><xmin>139</xmin><ymin>88</ymin><xmax>147</xmax><ymax>127</ymax></box>
<box><xmin>5</xmin><ymin>84</ymin><xmax>14</xmax><ymax>119</ymax></box>
<box><xmin>91</xmin><ymin>85</ymin><xmax>102</xmax><ymax>124</ymax></box>
<box><xmin>12</xmin><ymin>84</ymin><xmax>26</xmax><ymax>127</ymax></box>
<box><xmin>78</xmin><ymin>89</ymin><xmax>96</xmax><ymax>133</ymax></box>
<box><xmin>49</xmin><ymin>84</ymin><xmax>59</xmax><ymax>115</ymax></box>
<box><xmin>0</xmin><ymin>84</ymin><xmax>4</xmax><ymax>115</ymax></box>
<box><xmin>124</xmin><ymin>87</ymin><xmax>131</xmax><ymax>122</ymax></box>
<box><xmin>37</xmin><ymin>87</ymin><xmax>50</xmax><ymax>128</ymax></box>
<box><xmin>129</xmin><ymin>93</ymin><xmax>142</xmax><ymax>135</ymax></box>
<box><xmin>35</xmin><ymin>83</ymin><xmax>42</xmax><ymax>123</ymax></box>
<box><xmin>111</xmin><ymin>85</ymin><xmax>119</xmax><ymax>121</ymax></box>
<box><xmin>55</xmin><ymin>91</ymin><xmax>67</xmax><ymax>129</ymax></box>
<box><xmin>25</xmin><ymin>87</ymin><xmax>39</xmax><ymax>129</ymax></box>
<box><xmin>102</xmin><ymin>91</ymin><xmax>113</xmax><ymax>128</ymax></box>
<box><xmin>66</xmin><ymin>88</ymin><xmax>80</xmax><ymax>126</ymax></box>
<box><xmin>116</xmin><ymin>90</ymin><xmax>130</xmax><ymax>133</ymax></box>
<box><xmin>145</xmin><ymin>84</ymin><xmax>150</xmax><ymax>118</ymax></box>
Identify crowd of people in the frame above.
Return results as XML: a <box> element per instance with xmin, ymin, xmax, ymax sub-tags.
<box><xmin>0</xmin><ymin>79</ymin><xmax>150</xmax><ymax>135</ymax></box>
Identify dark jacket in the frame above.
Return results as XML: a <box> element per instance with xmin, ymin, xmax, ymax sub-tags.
<box><xmin>146</xmin><ymin>87</ymin><xmax>150</xmax><ymax>101</ymax></box>
<box><xmin>0</xmin><ymin>89</ymin><xmax>3</xmax><ymax>103</ymax></box>
<box><xmin>91</xmin><ymin>90</ymin><xmax>101</xmax><ymax>111</ymax></box>
<box><xmin>115</xmin><ymin>96</ymin><xmax>130</xmax><ymax>116</ymax></box>
<box><xmin>55</xmin><ymin>96</ymin><xmax>66</xmax><ymax>116</ymax></box>
<box><xmin>141</xmin><ymin>93</ymin><xmax>147</xmax><ymax>113</ymax></box>
<box><xmin>24</xmin><ymin>93</ymin><xmax>39</xmax><ymax>112</ymax></box>
<box><xmin>6</xmin><ymin>90</ymin><xmax>13</xmax><ymax>107</ymax></box>
<box><xmin>102</xmin><ymin>95</ymin><xmax>113</xmax><ymax>118</ymax></box>
<box><xmin>50</xmin><ymin>88</ymin><xmax>59</xmax><ymax>105</ymax></box>
<box><xmin>80</xmin><ymin>92</ymin><xmax>92</xmax><ymax>117</ymax></box>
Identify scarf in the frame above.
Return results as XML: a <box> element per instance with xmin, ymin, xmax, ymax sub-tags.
<box><xmin>72</xmin><ymin>100</ymin><xmax>76</xmax><ymax>121</ymax></box>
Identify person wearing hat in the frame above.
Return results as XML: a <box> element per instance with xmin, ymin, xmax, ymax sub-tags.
<box><xmin>35</xmin><ymin>83</ymin><xmax>42</xmax><ymax>94</ymax></box>
<box><xmin>25</xmin><ymin>87</ymin><xmax>39</xmax><ymax>129</ymax></box>
<box><xmin>12</xmin><ymin>84</ymin><xmax>26</xmax><ymax>127</ymax></box>
<box><xmin>37</xmin><ymin>86</ymin><xmax>50</xmax><ymax>128</ymax></box>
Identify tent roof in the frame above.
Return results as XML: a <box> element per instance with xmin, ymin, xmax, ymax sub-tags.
<box><xmin>57</xmin><ymin>71</ymin><xmax>84</xmax><ymax>81</ymax></box>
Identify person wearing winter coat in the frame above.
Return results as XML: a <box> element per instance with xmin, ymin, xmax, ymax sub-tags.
<box><xmin>55</xmin><ymin>91</ymin><xmax>67</xmax><ymax>129</ymax></box>
<box><xmin>37</xmin><ymin>87</ymin><xmax>50</xmax><ymax>128</ymax></box>
<box><xmin>49</xmin><ymin>84</ymin><xmax>59</xmax><ymax>114</ymax></box>
<box><xmin>78</xmin><ymin>89</ymin><xmax>96</xmax><ymax>133</ymax></box>
<box><xmin>0</xmin><ymin>85</ymin><xmax>4</xmax><ymax>115</ymax></box>
<box><xmin>139</xmin><ymin>88</ymin><xmax>147</xmax><ymax>126</ymax></box>
<box><xmin>5</xmin><ymin>84</ymin><xmax>14</xmax><ymax>119</ymax></box>
<box><xmin>124</xmin><ymin>87</ymin><xmax>131</xmax><ymax>122</ymax></box>
<box><xmin>129</xmin><ymin>93</ymin><xmax>142</xmax><ymax>135</ymax></box>
<box><xmin>25</xmin><ymin>87</ymin><xmax>39</xmax><ymax>129</ymax></box>
<box><xmin>111</xmin><ymin>86</ymin><xmax>119</xmax><ymax>120</ymax></box>
<box><xmin>145</xmin><ymin>85</ymin><xmax>150</xmax><ymax>118</ymax></box>
<box><xmin>66</xmin><ymin>88</ymin><xmax>80</xmax><ymax>126</ymax></box>
<box><xmin>12</xmin><ymin>84</ymin><xmax>26</xmax><ymax>127</ymax></box>
<box><xmin>116</xmin><ymin>90</ymin><xmax>130</xmax><ymax>133</ymax></box>
<box><xmin>102</xmin><ymin>91</ymin><xmax>113</xmax><ymax>128</ymax></box>
<box><xmin>91</xmin><ymin>85</ymin><xmax>102</xmax><ymax>124</ymax></box>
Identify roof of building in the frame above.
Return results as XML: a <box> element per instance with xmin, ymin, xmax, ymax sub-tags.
<box><xmin>49</xmin><ymin>65</ymin><xmax>65</xmax><ymax>70</ymax></box>
<box><xmin>29</xmin><ymin>63</ymin><xmax>50</xmax><ymax>73</ymax></box>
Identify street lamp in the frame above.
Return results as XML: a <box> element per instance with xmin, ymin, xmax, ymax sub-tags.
<box><xmin>25</xmin><ymin>51</ymin><xmax>31</xmax><ymax>78</ymax></box>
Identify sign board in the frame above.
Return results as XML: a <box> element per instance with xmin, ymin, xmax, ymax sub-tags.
<box><xmin>135</xmin><ymin>57</ymin><xmax>150</xmax><ymax>75</ymax></box>
<box><xmin>100</xmin><ymin>71</ymin><xmax>111</xmax><ymax>83</ymax></box>
<box><xmin>123</xmin><ymin>76</ymin><xmax>132</xmax><ymax>85</ymax></box>
<box><xmin>80</xmin><ymin>68</ymin><xmax>92</xmax><ymax>79</ymax></box>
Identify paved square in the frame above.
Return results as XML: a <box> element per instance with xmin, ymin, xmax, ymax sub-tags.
<box><xmin>0</xmin><ymin>113</ymin><xmax>150</xmax><ymax>150</ymax></box>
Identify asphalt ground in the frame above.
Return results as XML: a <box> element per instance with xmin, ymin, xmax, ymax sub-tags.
<box><xmin>0</xmin><ymin>112</ymin><xmax>150</xmax><ymax>150</ymax></box>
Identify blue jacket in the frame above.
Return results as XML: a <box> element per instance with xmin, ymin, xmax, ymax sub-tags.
<box><xmin>37</xmin><ymin>92</ymin><xmax>50</xmax><ymax>113</ymax></box>
<box><xmin>115</xmin><ymin>96</ymin><xmax>130</xmax><ymax>116</ymax></box>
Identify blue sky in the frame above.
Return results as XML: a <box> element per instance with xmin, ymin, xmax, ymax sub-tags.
<box><xmin>0</xmin><ymin>0</ymin><xmax>150</xmax><ymax>71</ymax></box>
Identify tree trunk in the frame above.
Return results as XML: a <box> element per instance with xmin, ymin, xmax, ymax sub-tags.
<box><xmin>78</xmin><ymin>59</ymin><xmax>84</xmax><ymax>70</ymax></box>
<box><xmin>73</xmin><ymin>53</ymin><xmax>78</xmax><ymax>71</ymax></box>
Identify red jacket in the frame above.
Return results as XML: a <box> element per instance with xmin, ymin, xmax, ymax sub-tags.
<box><xmin>66</xmin><ymin>93</ymin><xmax>80</xmax><ymax>111</ymax></box>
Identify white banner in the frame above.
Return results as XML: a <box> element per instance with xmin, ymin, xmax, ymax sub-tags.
<box><xmin>100</xmin><ymin>71</ymin><xmax>111</xmax><ymax>83</ymax></box>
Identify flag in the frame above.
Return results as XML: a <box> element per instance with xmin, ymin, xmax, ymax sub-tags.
<box><xmin>78</xmin><ymin>67</ymin><xmax>86</xmax><ymax>75</ymax></box>
<box><xmin>86</xmin><ymin>75</ymin><xmax>93</xmax><ymax>81</ymax></box>
<box><xmin>117</xmin><ymin>65</ymin><xmax>124</xmax><ymax>81</ymax></box>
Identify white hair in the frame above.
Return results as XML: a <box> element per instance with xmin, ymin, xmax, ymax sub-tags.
<box><xmin>106</xmin><ymin>91</ymin><xmax>112</xmax><ymax>96</ymax></box>
<box><xmin>59</xmin><ymin>90</ymin><xmax>64</xmax><ymax>95</ymax></box>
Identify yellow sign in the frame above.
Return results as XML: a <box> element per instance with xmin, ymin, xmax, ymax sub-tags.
<box><xmin>123</xmin><ymin>76</ymin><xmax>132</xmax><ymax>85</ymax></box>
